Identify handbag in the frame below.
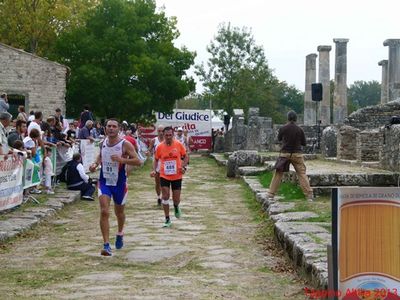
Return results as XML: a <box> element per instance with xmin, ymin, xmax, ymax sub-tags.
<box><xmin>274</xmin><ymin>156</ymin><xmax>290</xmax><ymax>172</ymax></box>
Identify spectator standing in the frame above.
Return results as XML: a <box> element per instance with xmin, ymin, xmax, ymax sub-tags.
<box><xmin>23</xmin><ymin>128</ymin><xmax>42</xmax><ymax>194</ymax></box>
<box><xmin>0</xmin><ymin>93</ymin><xmax>9</xmax><ymax>113</ymax></box>
<box><xmin>0</xmin><ymin>112</ymin><xmax>12</xmax><ymax>155</ymax></box>
<box><xmin>28</xmin><ymin>111</ymin><xmax>43</xmax><ymax>136</ymax></box>
<box><xmin>66</xmin><ymin>123</ymin><xmax>77</xmax><ymax>142</ymax></box>
<box><xmin>79</xmin><ymin>105</ymin><xmax>94</xmax><ymax>129</ymax></box>
<box><xmin>8</xmin><ymin>119</ymin><xmax>27</xmax><ymax>148</ymax></box>
<box><xmin>267</xmin><ymin>111</ymin><xmax>314</xmax><ymax>201</ymax></box>
<box><xmin>28</xmin><ymin>111</ymin><xmax>35</xmax><ymax>122</ymax></box>
<box><xmin>16</xmin><ymin>106</ymin><xmax>28</xmax><ymax>122</ymax></box>
<box><xmin>43</xmin><ymin>147</ymin><xmax>54</xmax><ymax>194</ymax></box>
<box><xmin>91</xmin><ymin>121</ymin><xmax>103</xmax><ymax>139</ymax></box>
<box><xmin>66</xmin><ymin>153</ymin><xmax>95</xmax><ymax>200</ymax></box>
<box><xmin>55</xmin><ymin>108</ymin><xmax>69</xmax><ymax>132</ymax></box>
<box><xmin>78</xmin><ymin>120</ymin><xmax>94</xmax><ymax>142</ymax></box>
<box><xmin>73</xmin><ymin>119</ymin><xmax>80</xmax><ymax>137</ymax></box>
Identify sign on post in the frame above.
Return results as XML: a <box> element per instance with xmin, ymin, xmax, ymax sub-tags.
<box><xmin>0</xmin><ymin>156</ymin><xmax>24</xmax><ymax>211</ymax></box>
<box><xmin>332</xmin><ymin>187</ymin><xmax>400</xmax><ymax>299</ymax></box>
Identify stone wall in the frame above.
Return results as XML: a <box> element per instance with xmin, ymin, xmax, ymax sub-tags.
<box><xmin>337</xmin><ymin>125</ymin><xmax>360</xmax><ymax>160</ymax></box>
<box><xmin>380</xmin><ymin>125</ymin><xmax>400</xmax><ymax>171</ymax></box>
<box><xmin>321</xmin><ymin>126</ymin><xmax>338</xmax><ymax>158</ymax></box>
<box><xmin>344</xmin><ymin>99</ymin><xmax>400</xmax><ymax>130</ymax></box>
<box><xmin>356</xmin><ymin>129</ymin><xmax>382</xmax><ymax>162</ymax></box>
<box><xmin>224</xmin><ymin>108</ymin><xmax>273</xmax><ymax>152</ymax></box>
<box><xmin>0</xmin><ymin>43</ymin><xmax>68</xmax><ymax>117</ymax></box>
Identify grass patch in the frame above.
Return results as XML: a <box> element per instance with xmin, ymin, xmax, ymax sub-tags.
<box><xmin>257</xmin><ymin>266</ymin><xmax>272</xmax><ymax>273</ymax></box>
<box><xmin>258</xmin><ymin>172</ymin><xmax>305</xmax><ymax>201</ymax></box>
<box><xmin>241</xmin><ymin>182</ymin><xmax>275</xmax><ymax>239</ymax></box>
<box><xmin>301</xmin><ymin>212</ymin><xmax>331</xmax><ymax>223</ymax></box>
<box><xmin>0</xmin><ymin>268</ymin><xmax>75</xmax><ymax>288</ymax></box>
<box><xmin>305</xmin><ymin>233</ymin><xmax>325</xmax><ymax>245</ymax></box>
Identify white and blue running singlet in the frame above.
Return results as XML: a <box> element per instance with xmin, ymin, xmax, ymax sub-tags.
<box><xmin>98</xmin><ymin>138</ymin><xmax>128</xmax><ymax>205</ymax></box>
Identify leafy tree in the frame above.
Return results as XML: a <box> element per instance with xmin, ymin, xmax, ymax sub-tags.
<box><xmin>347</xmin><ymin>80</ymin><xmax>381</xmax><ymax>113</ymax></box>
<box><xmin>273</xmin><ymin>81</ymin><xmax>303</xmax><ymax>122</ymax></box>
<box><xmin>53</xmin><ymin>0</ymin><xmax>195</xmax><ymax>120</ymax></box>
<box><xmin>195</xmin><ymin>23</ymin><xmax>277</xmax><ymax>117</ymax></box>
<box><xmin>176</xmin><ymin>93</ymin><xmax>210</xmax><ymax>110</ymax></box>
<box><xmin>0</xmin><ymin>0</ymin><xmax>97</xmax><ymax>55</ymax></box>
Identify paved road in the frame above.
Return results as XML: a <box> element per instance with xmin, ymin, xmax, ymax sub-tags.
<box><xmin>0</xmin><ymin>156</ymin><xmax>306</xmax><ymax>299</ymax></box>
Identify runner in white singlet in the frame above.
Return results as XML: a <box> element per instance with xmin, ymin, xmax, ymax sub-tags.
<box><xmin>89</xmin><ymin>119</ymin><xmax>141</xmax><ymax>256</ymax></box>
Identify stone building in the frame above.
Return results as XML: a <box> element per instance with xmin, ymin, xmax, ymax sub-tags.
<box><xmin>0</xmin><ymin>43</ymin><xmax>68</xmax><ymax>118</ymax></box>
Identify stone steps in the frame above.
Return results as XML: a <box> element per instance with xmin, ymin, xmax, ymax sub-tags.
<box><xmin>0</xmin><ymin>189</ymin><xmax>80</xmax><ymax>244</ymax></box>
<box><xmin>242</xmin><ymin>175</ymin><xmax>329</xmax><ymax>289</ymax></box>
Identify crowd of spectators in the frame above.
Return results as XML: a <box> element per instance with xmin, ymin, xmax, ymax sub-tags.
<box><xmin>0</xmin><ymin>102</ymin><xmax>150</xmax><ymax>201</ymax></box>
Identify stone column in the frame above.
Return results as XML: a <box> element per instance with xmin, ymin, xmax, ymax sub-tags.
<box><xmin>304</xmin><ymin>53</ymin><xmax>318</xmax><ymax>125</ymax></box>
<box><xmin>333</xmin><ymin>39</ymin><xmax>349</xmax><ymax>124</ymax></box>
<box><xmin>383</xmin><ymin>39</ymin><xmax>400</xmax><ymax>101</ymax></box>
<box><xmin>317</xmin><ymin>45</ymin><xmax>332</xmax><ymax>125</ymax></box>
<box><xmin>378</xmin><ymin>60</ymin><xmax>389</xmax><ymax>104</ymax></box>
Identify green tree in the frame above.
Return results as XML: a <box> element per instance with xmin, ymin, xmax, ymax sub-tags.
<box><xmin>176</xmin><ymin>93</ymin><xmax>210</xmax><ymax>110</ymax></box>
<box><xmin>272</xmin><ymin>81</ymin><xmax>303</xmax><ymax>122</ymax></box>
<box><xmin>195</xmin><ymin>23</ymin><xmax>277</xmax><ymax>117</ymax></box>
<box><xmin>0</xmin><ymin>0</ymin><xmax>97</xmax><ymax>55</ymax></box>
<box><xmin>348</xmin><ymin>80</ymin><xmax>381</xmax><ymax>113</ymax></box>
<box><xmin>53</xmin><ymin>0</ymin><xmax>195</xmax><ymax>120</ymax></box>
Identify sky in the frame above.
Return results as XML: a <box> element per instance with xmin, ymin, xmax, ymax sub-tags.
<box><xmin>157</xmin><ymin>0</ymin><xmax>399</xmax><ymax>93</ymax></box>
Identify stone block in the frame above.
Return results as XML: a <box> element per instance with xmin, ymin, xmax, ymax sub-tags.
<box><xmin>271</xmin><ymin>211</ymin><xmax>318</xmax><ymax>222</ymax></box>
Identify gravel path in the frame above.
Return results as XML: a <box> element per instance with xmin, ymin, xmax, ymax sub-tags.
<box><xmin>0</xmin><ymin>156</ymin><xmax>306</xmax><ymax>299</ymax></box>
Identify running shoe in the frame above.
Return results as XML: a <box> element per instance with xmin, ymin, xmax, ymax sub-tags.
<box><xmin>115</xmin><ymin>234</ymin><xmax>124</xmax><ymax>249</ymax></box>
<box><xmin>163</xmin><ymin>219</ymin><xmax>172</xmax><ymax>228</ymax></box>
<box><xmin>174</xmin><ymin>206</ymin><xmax>181</xmax><ymax>219</ymax></box>
<box><xmin>100</xmin><ymin>243</ymin><xmax>112</xmax><ymax>256</ymax></box>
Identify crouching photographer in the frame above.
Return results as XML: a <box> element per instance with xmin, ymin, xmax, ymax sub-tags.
<box><xmin>64</xmin><ymin>153</ymin><xmax>96</xmax><ymax>201</ymax></box>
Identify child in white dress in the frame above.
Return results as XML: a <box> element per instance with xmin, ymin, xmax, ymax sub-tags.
<box><xmin>43</xmin><ymin>147</ymin><xmax>55</xmax><ymax>194</ymax></box>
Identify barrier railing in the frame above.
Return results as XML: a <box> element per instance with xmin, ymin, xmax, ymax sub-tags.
<box><xmin>0</xmin><ymin>139</ymin><xmax>97</xmax><ymax>211</ymax></box>
<box><xmin>0</xmin><ymin>137</ymin><xmax>147</xmax><ymax>211</ymax></box>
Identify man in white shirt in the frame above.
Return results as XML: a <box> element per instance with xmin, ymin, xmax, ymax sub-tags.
<box><xmin>27</xmin><ymin>111</ymin><xmax>43</xmax><ymax>135</ymax></box>
<box><xmin>66</xmin><ymin>153</ymin><xmax>95</xmax><ymax>200</ymax></box>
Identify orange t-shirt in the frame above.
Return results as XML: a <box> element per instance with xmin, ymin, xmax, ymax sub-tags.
<box><xmin>155</xmin><ymin>139</ymin><xmax>186</xmax><ymax>181</ymax></box>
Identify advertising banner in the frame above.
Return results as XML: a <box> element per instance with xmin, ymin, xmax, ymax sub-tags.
<box><xmin>0</xmin><ymin>156</ymin><xmax>24</xmax><ymax>211</ymax></box>
<box><xmin>23</xmin><ymin>159</ymin><xmax>41</xmax><ymax>189</ymax></box>
<box><xmin>140</xmin><ymin>109</ymin><xmax>212</xmax><ymax>150</ymax></box>
<box><xmin>333</xmin><ymin>187</ymin><xmax>400</xmax><ymax>299</ymax></box>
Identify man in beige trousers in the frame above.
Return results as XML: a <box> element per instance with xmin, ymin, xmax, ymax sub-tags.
<box><xmin>268</xmin><ymin>111</ymin><xmax>314</xmax><ymax>201</ymax></box>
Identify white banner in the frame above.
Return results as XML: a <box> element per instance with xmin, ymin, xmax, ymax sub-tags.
<box><xmin>80</xmin><ymin>140</ymin><xmax>96</xmax><ymax>173</ymax></box>
<box><xmin>155</xmin><ymin>109</ymin><xmax>212</xmax><ymax>150</ymax></box>
<box><xmin>0</xmin><ymin>156</ymin><xmax>24</xmax><ymax>211</ymax></box>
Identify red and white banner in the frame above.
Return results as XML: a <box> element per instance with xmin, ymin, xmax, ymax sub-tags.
<box><xmin>140</xmin><ymin>109</ymin><xmax>212</xmax><ymax>150</ymax></box>
<box><xmin>0</xmin><ymin>156</ymin><xmax>24</xmax><ymax>211</ymax></box>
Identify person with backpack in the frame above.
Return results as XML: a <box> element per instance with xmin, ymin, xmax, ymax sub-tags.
<box><xmin>64</xmin><ymin>153</ymin><xmax>95</xmax><ymax>200</ymax></box>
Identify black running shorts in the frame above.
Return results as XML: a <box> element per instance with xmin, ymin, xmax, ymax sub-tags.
<box><xmin>160</xmin><ymin>177</ymin><xmax>182</xmax><ymax>190</ymax></box>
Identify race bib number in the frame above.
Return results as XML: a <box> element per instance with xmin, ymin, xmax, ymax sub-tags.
<box><xmin>164</xmin><ymin>160</ymin><xmax>177</xmax><ymax>175</ymax></box>
<box><xmin>103</xmin><ymin>161</ymin><xmax>119</xmax><ymax>186</ymax></box>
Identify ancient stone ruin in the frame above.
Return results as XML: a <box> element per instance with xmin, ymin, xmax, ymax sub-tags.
<box><xmin>224</xmin><ymin>108</ymin><xmax>273</xmax><ymax>152</ymax></box>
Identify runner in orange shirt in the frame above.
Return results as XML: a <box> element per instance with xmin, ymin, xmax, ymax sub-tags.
<box><xmin>151</xmin><ymin>126</ymin><xmax>188</xmax><ymax>227</ymax></box>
